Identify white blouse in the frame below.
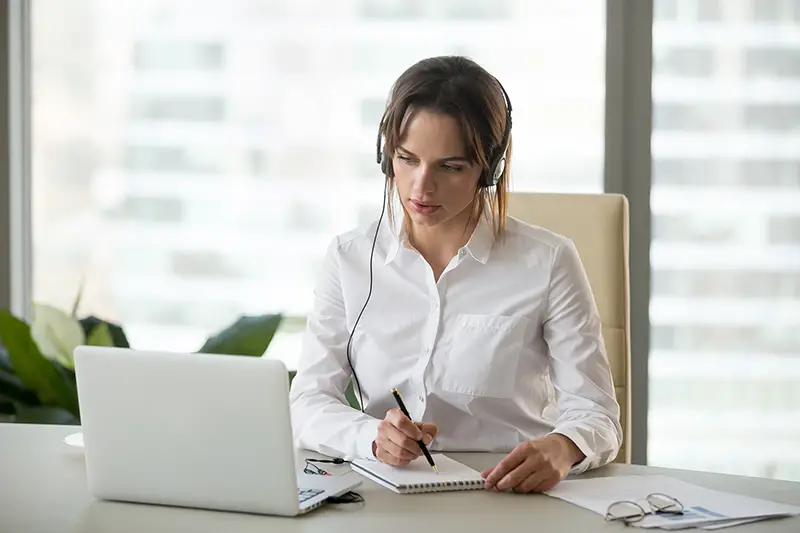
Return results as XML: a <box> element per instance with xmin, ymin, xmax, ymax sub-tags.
<box><xmin>289</xmin><ymin>213</ymin><xmax>622</xmax><ymax>474</ymax></box>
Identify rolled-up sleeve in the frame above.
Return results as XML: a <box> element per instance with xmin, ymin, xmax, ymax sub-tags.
<box><xmin>289</xmin><ymin>238</ymin><xmax>380</xmax><ymax>461</ymax></box>
<box><xmin>542</xmin><ymin>238</ymin><xmax>623</xmax><ymax>474</ymax></box>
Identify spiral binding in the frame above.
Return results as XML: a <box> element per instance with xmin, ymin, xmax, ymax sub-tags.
<box><xmin>399</xmin><ymin>479</ymin><xmax>485</xmax><ymax>494</ymax></box>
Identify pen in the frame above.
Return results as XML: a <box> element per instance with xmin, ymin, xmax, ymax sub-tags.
<box><xmin>391</xmin><ymin>388</ymin><xmax>438</xmax><ymax>475</ymax></box>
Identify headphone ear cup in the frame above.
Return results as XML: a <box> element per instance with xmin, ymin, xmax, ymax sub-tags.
<box><xmin>380</xmin><ymin>148</ymin><xmax>393</xmax><ymax>177</ymax></box>
<box><xmin>491</xmin><ymin>157</ymin><xmax>506</xmax><ymax>186</ymax></box>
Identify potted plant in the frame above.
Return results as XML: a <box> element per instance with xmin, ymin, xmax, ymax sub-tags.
<box><xmin>0</xmin><ymin>303</ymin><xmax>283</xmax><ymax>424</ymax></box>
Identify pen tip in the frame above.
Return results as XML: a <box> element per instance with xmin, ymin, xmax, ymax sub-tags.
<box><xmin>433</xmin><ymin>466</ymin><xmax>439</xmax><ymax>475</ymax></box>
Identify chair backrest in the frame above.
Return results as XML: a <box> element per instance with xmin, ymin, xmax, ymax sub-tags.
<box><xmin>508</xmin><ymin>192</ymin><xmax>631</xmax><ymax>464</ymax></box>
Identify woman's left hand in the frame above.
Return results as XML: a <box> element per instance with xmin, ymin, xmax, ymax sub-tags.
<box><xmin>481</xmin><ymin>434</ymin><xmax>585</xmax><ymax>493</ymax></box>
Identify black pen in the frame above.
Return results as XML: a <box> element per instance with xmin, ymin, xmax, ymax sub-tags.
<box><xmin>391</xmin><ymin>388</ymin><xmax>438</xmax><ymax>474</ymax></box>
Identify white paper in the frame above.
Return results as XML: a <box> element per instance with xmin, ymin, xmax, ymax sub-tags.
<box><xmin>545</xmin><ymin>475</ymin><xmax>800</xmax><ymax>529</ymax></box>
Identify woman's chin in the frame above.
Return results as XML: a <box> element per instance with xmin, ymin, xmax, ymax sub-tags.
<box><xmin>408</xmin><ymin>211</ymin><xmax>443</xmax><ymax>226</ymax></box>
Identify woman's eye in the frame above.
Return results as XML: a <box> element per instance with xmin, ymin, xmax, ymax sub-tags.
<box><xmin>443</xmin><ymin>165</ymin><xmax>464</xmax><ymax>173</ymax></box>
<box><xmin>398</xmin><ymin>155</ymin><xmax>415</xmax><ymax>164</ymax></box>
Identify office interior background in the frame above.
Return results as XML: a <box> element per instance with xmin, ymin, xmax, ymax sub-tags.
<box><xmin>0</xmin><ymin>0</ymin><xmax>798</xmax><ymax>482</ymax></box>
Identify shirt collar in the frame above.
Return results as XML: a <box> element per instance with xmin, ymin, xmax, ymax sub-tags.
<box><xmin>383</xmin><ymin>211</ymin><xmax>495</xmax><ymax>266</ymax></box>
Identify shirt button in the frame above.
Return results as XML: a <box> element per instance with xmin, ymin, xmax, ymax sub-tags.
<box><xmin>418</xmin><ymin>395</ymin><xmax>424</xmax><ymax>402</ymax></box>
<box><xmin>458</xmin><ymin>248</ymin><xmax>466</xmax><ymax>257</ymax></box>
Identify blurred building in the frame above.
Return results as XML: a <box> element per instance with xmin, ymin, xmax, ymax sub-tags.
<box><xmin>649</xmin><ymin>0</ymin><xmax>800</xmax><ymax>480</ymax></box>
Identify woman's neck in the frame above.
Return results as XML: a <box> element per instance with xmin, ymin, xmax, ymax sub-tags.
<box><xmin>407</xmin><ymin>209</ymin><xmax>479</xmax><ymax>272</ymax></box>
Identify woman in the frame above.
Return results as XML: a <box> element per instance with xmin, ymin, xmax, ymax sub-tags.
<box><xmin>289</xmin><ymin>56</ymin><xmax>621</xmax><ymax>493</ymax></box>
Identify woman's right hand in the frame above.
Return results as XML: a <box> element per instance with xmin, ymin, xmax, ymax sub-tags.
<box><xmin>372</xmin><ymin>408</ymin><xmax>438</xmax><ymax>467</ymax></box>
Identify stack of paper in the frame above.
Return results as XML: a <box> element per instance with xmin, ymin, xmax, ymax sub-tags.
<box><xmin>544</xmin><ymin>475</ymin><xmax>800</xmax><ymax>530</ymax></box>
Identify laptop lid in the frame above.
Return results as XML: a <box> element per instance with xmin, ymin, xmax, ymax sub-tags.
<box><xmin>73</xmin><ymin>346</ymin><xmax>302</xmax><ymax>516</ymax></box>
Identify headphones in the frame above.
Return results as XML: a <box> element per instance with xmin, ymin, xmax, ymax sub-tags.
<box><xmin>376</xmin><ymin>76</ymin><xmax>513</xmax><ymax>188</ymax></box>
<box><xmin>346</xmin><ymin>77</ymin><xmax>513</xmax><ymax>414</ymax></box>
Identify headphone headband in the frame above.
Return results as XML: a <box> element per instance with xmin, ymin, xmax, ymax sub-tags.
<box><xmin>376</xmin><ymin>76</ymin><xmax>512</xmax><ymax>188</ymax></box>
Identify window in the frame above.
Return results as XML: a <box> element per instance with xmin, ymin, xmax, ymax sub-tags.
<box><xmin>652</xmin><ymin>269</ymin><xmax>800</xmax><ymax>298</ymax></box>
<box><xmin>744</xmin><ymin>49</ymin><xmax>800</xmax><ymax>79</ymax></box>
<box><xmin>113</xmin><ymin>196</ymin><xmax>184</xmax><ymax>223</ymax></box>
<box><xmin>768</xmin><ymin>216</ymin><xmax>800</xmax><ymax>244</ymax></box>
<box><xmin>651</xmin><ymin>0</ymin><xmax>800</xmax><ymax>481</ymax></box>
<box><xmin>131</xmin><ymin>96</ymin><xmax>226</xmax><ymax>122</ymax></box>
<box><xmin>124</xmin><ymin>145</ymin><xmax>223</xmax><ymax>174</ymax></box>
<box><xmin>744</xmin><ymin>105</ymin><xmax>800</xmax><ymax>132</ymax></box>
<box><xmin>133</xmin><ymin>41</ymin><xmax>225</xmax><ymax>70</ymax></box>
<box><xmin>360</xmin><ymin>98</ymin><xmax>385</xmax><ymax>129</ymax></box>
<box><xmin>32</xmin><ymin>1</ymin><xmax>605</xmax><ymax>366</ymax></box>
<box><xmin>654</xmin><ymin>48</ymin><xmax>715</xmax><ymax>78</ymax></box>
<box><xmin>358</xmin><ymin>0</ymin><xmax>424</xmax><ymax>18</ymax></box>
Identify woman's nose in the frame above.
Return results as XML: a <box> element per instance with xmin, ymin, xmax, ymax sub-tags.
<box><xmin>411</xmin><ymin>164</ymin><xmax>436</xmax><ymax>193</ymax></box>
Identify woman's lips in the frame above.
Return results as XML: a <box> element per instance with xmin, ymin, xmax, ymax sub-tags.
<box><xmin>410</xmin><ymin>200</ymin><xmax>441</xmax><ymax>215</ymax></box>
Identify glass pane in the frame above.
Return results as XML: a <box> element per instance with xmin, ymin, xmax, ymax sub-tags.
<box><xmin>31</xmin><ymin>0</ymin><xmax>605</xmax><ymax>372</ymax></box>
<box><xmin>650</xmin><ymin>0</ymin><xmax>800</xmax><ymax>482</ymax></box>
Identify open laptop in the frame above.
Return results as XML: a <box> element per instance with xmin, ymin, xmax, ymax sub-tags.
<box><xmin>72</xmin><ymin>346</ymin><xmax>361</xmax><ymax>517</ymax></box>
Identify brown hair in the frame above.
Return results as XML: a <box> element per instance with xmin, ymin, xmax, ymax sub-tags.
<box><xmin>378</xmin><ymin>55</ymin><xmax>512</xmax><ymax>239</ymax></box>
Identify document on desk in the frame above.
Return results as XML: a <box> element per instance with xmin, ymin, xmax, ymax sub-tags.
<box><xmin>544</xmin><ymin>474</ymin><xmax>800</xmax><ymax>530</ymax></box>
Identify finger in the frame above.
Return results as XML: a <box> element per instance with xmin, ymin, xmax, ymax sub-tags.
<box><xmin>376</xmin><ymin>433</ymin><xmax>417</xmax><ymax>462</ymax></box>
<box><xmin>375</xmin><ymin>444</ymin><xmax>411</xmax><ymax>467</ymax></box>
<box><xmin>484</xmin><ymin>444</ymin><xmax>530</xmax><ymax>488</ymax></box>
<box><xmin>496</xmin><ymin>457</ymin><xmax>539</xmax><ymax>491</ymax></box>
<box><xmin>516</xmin><ymin>469</ymin><xmax>551</xmax><ymax>493</ymax></box>
<box><xmin>531</xmin><ymin>474</ymin><xmax>562</xmax><ymax>493</ymax></box>
<box><xmin>386</xmin><ymin>409</ymin><xmax>424</xmax><ymax>440</ymax></box>
<box><xmin>417</xmin><ymin>422</ymin><xmax>438</xmax><ymax>444</ymax></box>
<box><xmin>481</xmin><ymin>467</ymin><xmax>494</xmax><ymax>479</ymax></box>
<box><xmin>381</xmin><ymin>422</ymin><xmax>423</xmax><ymax>456</ymax></box>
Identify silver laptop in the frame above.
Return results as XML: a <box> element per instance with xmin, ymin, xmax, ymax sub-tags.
<box><xmin>73</xmin><ymin>346</ymin><xmax>361</xmax><ymax>517</ymax></box>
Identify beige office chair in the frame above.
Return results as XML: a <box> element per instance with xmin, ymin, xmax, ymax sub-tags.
<box><xmin>508</xmin><ymin>192</ymin><xmax>631</xmax><ymax>464</ymax></box>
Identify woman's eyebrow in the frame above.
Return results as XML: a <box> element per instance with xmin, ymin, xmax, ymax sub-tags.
<box><xmin>397</xmin><ymin>146</ymin><xmax>470</xmax><ymax>163</ymax></box>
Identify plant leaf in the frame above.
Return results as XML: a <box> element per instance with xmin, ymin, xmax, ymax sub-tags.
<box><xmin>0</xmin><ymin>311</ymin><xmax>80</xmax><ymax>416</ymax></box>
<box><xmin>79</xmin><ymin>316</ymin><xmax>130</xmax><ymax>348</ymax></box>
<box><xmin>87</xmin><ymin>322</ymin><xmax>114</xmax><ymax>347</ymax></box>
<box><xmin>13</xmin><ymin>404</ymin><xmax>80</xmax><ymax>425</ymax></box>
<box><xmin>0</xmin><ymin>367</ymin><xmax>41</xmax><ymax>405</ymax></box>
<box><xmin>198</xmin><ymin>314</ymin><xmax>283</xmax><ymax>356</ymax></box>
<box><xmin>30</xmin><ymin>303</ymin><xmax>85</xmax><ymax>368</ymax></box>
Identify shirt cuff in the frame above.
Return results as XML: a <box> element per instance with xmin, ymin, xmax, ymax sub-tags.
<box><xmin>550</xmin><ymin>426</ymin><xmax>594</xmax><ymax>476</ymax></box>
<box><xmin>356</xmin><ymin>418</ymin><xmax>381</xmax><ymax>461</ymax></box>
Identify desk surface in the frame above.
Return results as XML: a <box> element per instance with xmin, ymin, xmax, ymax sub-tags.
<box><xmin>2</xmin><ymin>424</ymin><xmax>799</xmax><ymax>533</ymax></box>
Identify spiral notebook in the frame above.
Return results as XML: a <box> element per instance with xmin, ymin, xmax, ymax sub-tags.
<box><xmin>350</xmin><ymin>454</ymin><xmax>485</xmax><ymax>494</ymax></box>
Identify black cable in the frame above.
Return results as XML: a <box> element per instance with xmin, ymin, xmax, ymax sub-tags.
<box><xmin>303</xmin><ymin>459</ymin><xmax>363</xmax><ymax>505</ymax></box>
<box><xmin>344</xmin><ymin>178</ymin><xmax>389</xmax><ymax>413</ymax></box>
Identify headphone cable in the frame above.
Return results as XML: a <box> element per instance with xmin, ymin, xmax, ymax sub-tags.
<box><xmin>344</xmin><ymin>178</ymin><xmax>388</xmax><ymax>413</ymax></box>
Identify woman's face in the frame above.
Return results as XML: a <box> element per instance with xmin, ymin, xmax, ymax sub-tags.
<box><xmin>392</xmin><ymin>109</ymin><xmax>482</xmax><ymax>230</ymax></box>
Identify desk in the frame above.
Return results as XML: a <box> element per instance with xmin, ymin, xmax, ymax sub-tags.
<box><xmin>1</xmin><ymin>424</ymin><xmax>799</xmax><ymax>533</ymax></box>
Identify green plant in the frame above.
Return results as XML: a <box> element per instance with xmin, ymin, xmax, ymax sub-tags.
<box><xmin>0</xmin><ymin>303</ymin><xmax>282</xmax><ymax>424</ymax></box>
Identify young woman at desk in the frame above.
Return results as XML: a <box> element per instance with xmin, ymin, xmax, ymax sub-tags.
<box><xmin>289</xmin><ymin>56</ymin><xmax>622</xmax><ymax>493</ymax></box>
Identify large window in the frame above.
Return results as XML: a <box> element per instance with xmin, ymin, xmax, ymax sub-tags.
<box><xmin>650</xmin><ymin>0</ymin><xmax>800</xmax><ymax>481</ymax></box>
<box><xmin>31</xmin><ymin>1</ymin><xmax>605</xmax><ymax>370</ymax></box>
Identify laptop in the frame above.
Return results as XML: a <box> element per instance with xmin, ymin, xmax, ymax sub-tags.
<box><xmin>73</xmin><ymin>346</ymin><xmax>361</xmax><ymax>517</ymax></box>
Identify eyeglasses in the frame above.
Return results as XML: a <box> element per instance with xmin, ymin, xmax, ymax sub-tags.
<box><xmin>303</xmin><ymin>459</ymin><xmax>331</xmax><ymax>476</ymax></box>
<box><xmin>302</xmin><ymin>459</ymin><xmax>364</xmax><ymax>505</ymax></box>
<box><xmin>605</xmin><ymin>493</ymin><xmax>684</xmax><ymax>525</ymax></box>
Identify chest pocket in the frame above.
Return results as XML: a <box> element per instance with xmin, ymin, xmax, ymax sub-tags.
<box><xmin>440</xmin><ymin>313</ymin><xmax>530</xmax><ymax>399</ymax></box>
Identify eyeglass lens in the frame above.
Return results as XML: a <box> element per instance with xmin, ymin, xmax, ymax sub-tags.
<box><xmin>606</xmin><ymin>501</ymin><xmax>646</xmax><ymax>523</ymax></box>
<box><xmin>647</xmin><ymin>493</ymin><xmax>683</xmax><ymax>514</ymax></box>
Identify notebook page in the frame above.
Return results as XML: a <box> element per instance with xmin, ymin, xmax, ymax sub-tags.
<box><xmin>351</xmin><ymin>454</ymin><xmax>484</xmax><ymax>488</ymax></box>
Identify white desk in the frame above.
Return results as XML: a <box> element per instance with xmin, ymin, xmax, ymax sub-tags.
<box><xmin>1</xmin><ymin>424</ymin><xmax>799</xmax><ymax>532</ymax></box>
